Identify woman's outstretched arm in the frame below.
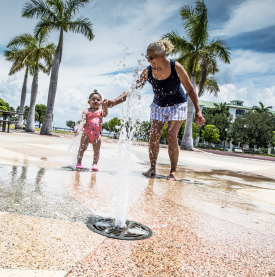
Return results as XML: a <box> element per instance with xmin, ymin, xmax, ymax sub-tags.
<box><xmin>108</xmin><ymin>68</ymin><xmax>148</xmax><ymax>108</ymax></box>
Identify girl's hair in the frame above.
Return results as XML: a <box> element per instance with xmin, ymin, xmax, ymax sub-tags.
<box><xmin>89</xmin><ymin>89</ymin><xmax>102</xmax><ymax>100</ymax></box>
<box><xmin>147</xmin><ymin>38</ymin><xmax>174</xmax><ymax>56</ymax></box>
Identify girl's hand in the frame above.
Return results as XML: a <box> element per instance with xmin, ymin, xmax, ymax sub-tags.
<box><xmin>102</xmin><ymin>99</ymin><xmax>108</xmax><ymax>108</ymax></box>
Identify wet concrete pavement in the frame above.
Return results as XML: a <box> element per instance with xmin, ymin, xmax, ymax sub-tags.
<box><xmin>0</xmin><ymin>131</ymin><xmax>275</xmax><ymax>276</ymax></box>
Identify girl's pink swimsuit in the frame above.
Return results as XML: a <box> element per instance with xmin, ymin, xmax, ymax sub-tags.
<box><xmin>83</xmin><ymin>109</ymin><xmax>103</xmax><ymax>143</ymax></box>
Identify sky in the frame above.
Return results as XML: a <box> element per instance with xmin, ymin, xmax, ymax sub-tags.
<box><xmin>0</xmin><ymin>0</ymin><xmax>275</xmax><ymax>127</ymax></box>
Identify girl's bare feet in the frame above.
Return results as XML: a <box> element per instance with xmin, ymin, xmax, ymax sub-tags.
<box><xmin>166</xmin><ymin>171</ymin><xmax>177</xmax><ymax>181</ymax></box>
<box><xmin>142</xmin><ymin>167</ymin><xmax>156</xmax><ymax>177</ymax></box>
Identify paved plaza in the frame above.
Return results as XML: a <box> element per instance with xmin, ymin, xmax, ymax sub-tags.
<box><xmin>0</xmin><ymin>131</ymin><xmax>275</xmax><ymax>276</ymax></box>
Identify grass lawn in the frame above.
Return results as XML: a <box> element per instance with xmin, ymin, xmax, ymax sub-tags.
<box><xmin>34</xmin><ymin>127</ymin><xmax>72</xmax><ymax>135</ymax></box>
<box><xmin>8</xmin><ymin>125</ymin><xmax>72</xmax><ymax>135</ymax></box>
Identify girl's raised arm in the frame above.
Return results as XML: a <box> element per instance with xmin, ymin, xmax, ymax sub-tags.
<box><xmin>108</xmin><ymin>68</ymin><xmax>148</xmax><ymax>108</ymax></box>
<box><xmin>102</xmin><ymin>99</ymin><xmax>108</xmax><ymax>117</ymax></box>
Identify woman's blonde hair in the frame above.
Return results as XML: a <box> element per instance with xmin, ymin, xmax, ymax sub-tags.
<box><xmin>147</xmin><ymin>38</ymin><xmax>174</xmax><ymax>55</ymax></box>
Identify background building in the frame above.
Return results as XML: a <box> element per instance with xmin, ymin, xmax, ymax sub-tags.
<box><xmin>199</xmin><ymin>100</ymin><xmax>275</xmax><ymax>121</ymax></box>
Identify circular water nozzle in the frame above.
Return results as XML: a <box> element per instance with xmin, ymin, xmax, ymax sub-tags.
<box><xmin>86</xmin><ymin>216</ymin><xmax>153</xmax><ymax>241</ymax></box>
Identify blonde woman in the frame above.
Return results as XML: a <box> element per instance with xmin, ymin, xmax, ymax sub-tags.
<box><xmin>108</xmin><ymin>39</ymin><xmax>205</xmax><ymax>181</ymax></box>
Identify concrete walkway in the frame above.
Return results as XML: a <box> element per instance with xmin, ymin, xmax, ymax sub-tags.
<box><xmin>0</xmin><ymin>131</ymin><xmax>274</xmax><ymax>276</ymax></box>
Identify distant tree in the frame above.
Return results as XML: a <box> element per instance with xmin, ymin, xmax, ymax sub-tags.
<box><xmin>228</xmin><ymin>112</ymin><xmax>275</xmax><ymax>147</ymax></box>
<box><xmin>202</xmin><ymin>125</ymin><xmax>220</xmax><ymax>144</ymax></box>
<box><xmin>5</xmin><ymin>31</ymin><xmax>55</xmax><ymax>132</ymax></box>
<box><xmin>0</xmin><ymin>98</ymin><xmax>9</xmax><ymax>116</ymax></box>
<box><xmin>163</xmin><ymin>0</ymin><xmax>230</xmax><ymax>150</ymax></box>
<box><xmin>8</xmin><ymin>106</ymin><xmax>17</xmax><ymax>121</ymax></box>
<box><xmin>23</xmin><ymin>106</ymin><xmax>29</xmax><ymax>121</ymax></box>
<box><xmin>4</xmin><ymin>36</ymin><xmax>37</xmax><ymax>129</ymax></box>
<box><xmin>107</xmin><ymin>117</ymin><xmax>121</xmax><ymax>135</ymax></box>
<box><xmin>102</xmin><ymin>122</ymin><xmax>109</xmax><ymax>132</ymax></box>
<box><xmin>203</xmin><ymin>113</ymin><xmax>232</xmax><ymax>142</ymax></box>
<box><xmin>66</xmin><ymin>120</ymin><xmax>75</xmax><ymax>129</ymax></box>
<box><xmin>137</xmin><ymin>121</ymin><xmax>151</xmax><ymax>141</ymax></box>
<box><xmin>161</xmin><ymin>123</ymin><xmax>168</xmax><ymax>140</ymax></box>
<box><xmin>181</xmin><ymin>121</ymin><xmax>199</xmax><ymax>140</ymax></box>
<box><xmin>22</xmin><ymin>0</ymin><xmax>95</xmax><ymax>135</ymax></box>
<box><xmin>273</xmin><ymin>131</ymin><xmax>275</xmax><ymax>146</ymax></box>
<box><xmin>211</xmin><ymin>102</ymin><xmax>230</xmax><ymax>117</ymax></box>
<box><xmin>35</xmin><ymin>104</ymin><xmax>47</xmax><ymax>127</ymax></box>
<box><xmin>252</xmin><ymin>102</ymin><xmax>273</xmax><ymax>114</ymax></box>
<box><xmin>21</xmin><ymin>105</ymin><xmax>39</xmax><ymax>123</ymax></box>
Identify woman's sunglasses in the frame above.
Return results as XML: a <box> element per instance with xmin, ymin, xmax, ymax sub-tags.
<box><xmin>145</xmin><ymin>54</ymin><xmax>161</xmax><ymax>61</ymax></box>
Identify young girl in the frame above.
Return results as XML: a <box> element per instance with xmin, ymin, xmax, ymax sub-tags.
<box><xmin>73</xmin><ymin>89</ymin><xmax>108</xmax><ymax>171</ymax></box>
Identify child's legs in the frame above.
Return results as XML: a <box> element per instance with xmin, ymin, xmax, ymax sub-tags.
<box><xmin>92</xmin><ymin>135</ymin><xmax>101</xmax><ymax>165</ymax></box>
<box><xmin>77</xmin><ymin>133</ymin><xmax>90</xmax><ymax>164</ymax></box>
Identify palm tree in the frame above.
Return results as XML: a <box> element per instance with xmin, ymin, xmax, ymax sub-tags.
<box><xmin>212</xmin><ymin>102</ymin><xmax>230</xmax><ymax>117</ymax></box>
<box><xmin>252</xmin><ymin>102</ymin><xmax>273</xmax><ymax>114</ymax></box>
<box><xmin>6</xmin><ymin>31</ymin><xmax>56</xmax><ymax>132</ymax></box>
<box><xmin>163</xmin><ymin>0</ymin><xmax>231</xmax><ymax>150</ymax></box>
<box><xmin>3</xmin><ymin>45</ymin><xmax>35</xmax><ymax>129</ymax></box>
<box><xmin>22</xmin><ymin>0</ymin><xmax>94</xmax><ymax>135</ymax></box>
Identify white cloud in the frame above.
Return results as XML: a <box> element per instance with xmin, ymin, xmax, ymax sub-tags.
<box><xmin>1</xmin><ymin>0</ymin><xmax>274</xmax><ymax>127</ymax></box>
<box><xmin>200</xmin><ymin>49</ymin><xmax>275</xmax><ymax>110</ymax></box>
<box><xmin>228</xmin><ymin>50</ymin><xmax>275</xmax><ymax>76</ymax></box>
<box><xmin>212</xmin><ymin>0</ymin><xmax>275</xmax><ymax>37</ymax></box>
<box><xmin>201</xmin><ymin>84</ymin><xmax>275</xmax><ymax>111</ymax></box>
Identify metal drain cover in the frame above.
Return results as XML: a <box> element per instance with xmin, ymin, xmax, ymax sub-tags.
<box><xmin>61</xmin><ymin>166</ymin><xmax>90</xmax><ymax>172</ymax></box>
<box><xmin>86</xmin><ymin>216</ymin><xmax>153</xmax><ymax>240</ymax></box>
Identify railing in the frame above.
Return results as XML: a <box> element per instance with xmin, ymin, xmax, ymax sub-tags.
<box><xmin>52</xmin><ymin>127</ymin><xmax>73</xmax><ymax>131</ymax></box>
<box><xmin>242</xmin><ymin>148</ymin><xmax>275</xmax><ymax>155</ymax></box>
<box><xmin>197</xmin><ymin>143</ymin><xmax>275</xmax><ymax>156</ymax></box>
<box><xmin>197</xmin><ymin>143</ymin><xmax>226</xmax><ymax>151</ymax></box>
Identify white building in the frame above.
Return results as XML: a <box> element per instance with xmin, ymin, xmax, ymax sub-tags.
<box><xmin>199</xmin><ymin>99</ymin><xmax>275</xmax><ymax>121</ymax></box>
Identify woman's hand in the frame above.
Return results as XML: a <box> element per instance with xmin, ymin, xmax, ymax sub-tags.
<box><xmin>195</xmin><ymin>110</ymin><xmax>206</xmax><ymax>126</ymax></box>
<box><xmin>107</xmin><ymin>99</ymin><xmax>115</xmax><ymax>108</ymax></box>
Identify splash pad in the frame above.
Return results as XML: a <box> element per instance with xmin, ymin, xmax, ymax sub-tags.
<box><xmin>64</xmin><ymin>50</ymin><xmax>154</xmax><ymax>239</ymax></box>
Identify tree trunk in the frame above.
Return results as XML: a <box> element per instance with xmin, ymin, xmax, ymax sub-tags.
<box><xmin>40</xmin><ymin>47</ymin><xmax>61</xmax><ymax>135</ymax></box>
<box><xmin>15</xmin><ymin>66</ymin><xmax>28</xmax><ymax>129</ymax></box>
<box><xmin>25</xmin><ymin>66</ymin><xmax>39</xmax><ymax>132</ymax></box>
<box><xmin>180</xmin><ymin>73</ymin><xmax>197</xmax><ymax>150</ymax></box>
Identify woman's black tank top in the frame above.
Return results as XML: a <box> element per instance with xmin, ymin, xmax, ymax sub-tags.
<box><xmin>147</xmin><ymin>59</ymin><xmax>187</xmax><ymax>107</ymax></box>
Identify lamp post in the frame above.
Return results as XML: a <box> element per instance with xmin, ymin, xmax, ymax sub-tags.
<box><xmin>223</xmin><ymin>128</ymin><xmax>227</xmax><ymax>151</ymax></box>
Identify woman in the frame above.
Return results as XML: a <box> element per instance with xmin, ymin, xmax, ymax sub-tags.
<box><xmin>108</xmin><ymin>39</ymin><xmax>205</xmax><ymax>181</ymax></box>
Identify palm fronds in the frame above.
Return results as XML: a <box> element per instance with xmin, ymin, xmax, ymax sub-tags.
<box><xmin>199</xmin><ymin>76</ymin><xmax>219</xmax><ymax>97</ymax></box>
<box><xmin>252</xmin><ymin>102</ymin><xmax>273</xmax><ymax>113</ymax></box>
<box><xmin>22</xmin><ymin>0</ymin><xmax>57</xmax><ymax>21</ymax></box>
<box><xmin>4</xmin><ymin>31</ymin><xmax>56</xmax><ymax>77</ymax></box>
<box><xmin>163</xmin><ymin>0</ymin><xmax>231</xmax><ymax>98</ymax></box>
<box><xmin>65</xmin><ymin>0</ymin><xmax>89</xmax><ymax>17</ymax></box>
<box><xmin>67</xmin><ymin>16</ymin><xmax>94</xmax><ymax>40</ymax></box>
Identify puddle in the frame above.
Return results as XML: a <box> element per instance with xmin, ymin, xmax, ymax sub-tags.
<box><xmin>153</xmin><ymin>174</ymin><xmax>205</xmax><ymax>185</ymax></box>
<box><xmin>0</xmin><ymin>163</ymin><xmax>275</xmax><ymax>235</ymax></box>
